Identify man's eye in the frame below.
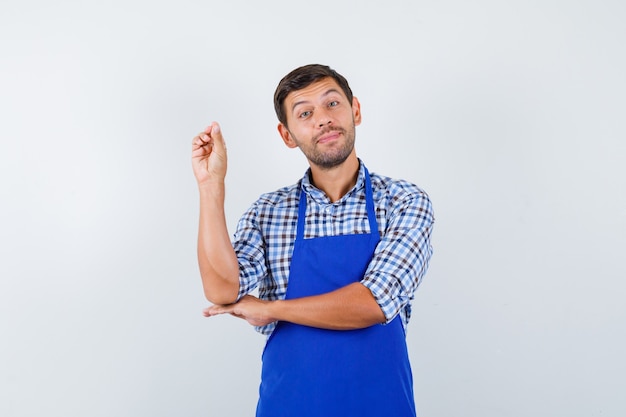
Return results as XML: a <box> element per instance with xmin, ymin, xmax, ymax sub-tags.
<box><xmin>329</xmin><ymin>101</ymin><xmax>339</xmax><ymax>107</ymax></box>
<box><xmin>299</xmin><ymin>111</ymin><xmax>311</xmax><ymax>118</ymax></box>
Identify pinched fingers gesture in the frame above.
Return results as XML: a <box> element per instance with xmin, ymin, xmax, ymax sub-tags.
<box><xmin>191</xmin><ymin>122</ymin><xmax>228</xmax><ymax>185</ymax></box>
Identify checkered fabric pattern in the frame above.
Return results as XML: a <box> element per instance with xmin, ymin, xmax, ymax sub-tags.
<box><xmin>233</xmin><ymin>161</ymin><xmax>434</xmax><ymax>336</ymax></box>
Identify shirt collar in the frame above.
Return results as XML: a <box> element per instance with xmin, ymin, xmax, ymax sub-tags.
<box><xmin>300</xmin><ymin>159</ymin><xmax>366</xmax><ymax>204</ymax></box>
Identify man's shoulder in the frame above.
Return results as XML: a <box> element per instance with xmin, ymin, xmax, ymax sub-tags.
<box><xmin>369</xmin><ymin>172</ymin><xmax>429</xmax><ymax>202</ymax></box>
<box><xmin>254</xmin><ymin>182</ymin><xmax>301</xmax><ymax>209</ymax></box>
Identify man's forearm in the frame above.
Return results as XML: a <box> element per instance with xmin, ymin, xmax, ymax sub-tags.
<box><xmin>268</xmin><ymin>282</ymin><xmax>386</xmax><ymax>330</ymax></box>
<box><xmin>197</xmin><ymin>182</ymin><xmax>240</xmax><ymax>305</ymax></box>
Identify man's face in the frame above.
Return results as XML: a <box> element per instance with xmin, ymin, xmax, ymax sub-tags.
<box><xmin>278</xmin><ymin>77</ymin><xmax>361</xmax><ymax>170</ymax></box>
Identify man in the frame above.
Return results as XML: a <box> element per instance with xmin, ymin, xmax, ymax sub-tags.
<box><xmin>191</xmin><ymin>64</ymin><xmax>434</xmax><ymax>417</ymax></box>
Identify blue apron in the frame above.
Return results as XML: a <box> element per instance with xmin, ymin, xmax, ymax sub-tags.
<box><xmin>256</xmin><ymin>167</ymin><xmax>416</xmax><ymax>417</ymax></box>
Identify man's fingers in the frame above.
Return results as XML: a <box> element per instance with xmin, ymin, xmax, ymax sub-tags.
<box><xmin>207</xmin><ymin>122</ymin><xmax>227</xmax><ymax>154</ymax></box>
<box><xmin>192</xmin><ymin>132</ymin><xmax>209</xmax><ymax>148</ymax></box>
<box><xmin>202</xmin><ymin>304</ymin><xmax>232</xmax><ymax>317</ymax></box>
<box><xmin>192</xmin><ymin>123</ymin><xmax>225</xmax><ymax>154</ymax></box>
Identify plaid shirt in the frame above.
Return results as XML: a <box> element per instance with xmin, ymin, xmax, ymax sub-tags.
<box><xmin>233</xmin><ymin>161</ymin><xmax>434</xmax><ymax>336</ymax></box>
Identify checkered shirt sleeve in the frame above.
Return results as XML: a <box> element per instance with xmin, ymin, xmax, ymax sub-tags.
<box><xmin>361</xmin><ymin>178</ymin><xmax>434</xmax><ymax>324</ymax></box>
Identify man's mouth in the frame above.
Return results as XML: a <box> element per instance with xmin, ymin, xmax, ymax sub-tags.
<box><xmin>316</xmin><ymin>129</ymin><xmax>343</xmax><ymax>144</ymax></box>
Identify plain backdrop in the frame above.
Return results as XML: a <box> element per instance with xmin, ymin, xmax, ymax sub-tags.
<box><xmin>1</xmin><ymin>1</ymin><xmax>625</xmax><ymax>416</ymax></box>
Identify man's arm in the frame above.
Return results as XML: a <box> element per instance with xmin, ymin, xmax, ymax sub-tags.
<box><xmin>204</xmin><ymin>282</ymin><xmax>385</xmax><ymax>330</ymax></box>
<box><xmin>361</xmin><ymin>188</ymin><xmax>434</xmax><ymax>323</ymax></box>
<box><xmin>192</xmin><ymin>123</ymin><xmax>240</xmax><ymax>305</ymax></box>
<box><xmin>204</xmin><ymin>185</ymin><xmax>434</xmax><ymax>330</ymax></box>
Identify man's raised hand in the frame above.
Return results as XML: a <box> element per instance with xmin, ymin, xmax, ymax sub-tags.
<box><xmin>191</xmin><ymin>122</ymin><xmax>228</xmax><ymax>186</ymax></box>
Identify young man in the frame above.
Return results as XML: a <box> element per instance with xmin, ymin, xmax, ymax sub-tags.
<box><xmin>191</xmin><ymin>64</ymin><xmax>434</xmax><ymax>417</ymax></box>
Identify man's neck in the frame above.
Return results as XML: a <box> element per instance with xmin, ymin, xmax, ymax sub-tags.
<box><xmin>308</xmin><ymin>154</ymin><xmax>360</xmax><ymax>203</ymax></box>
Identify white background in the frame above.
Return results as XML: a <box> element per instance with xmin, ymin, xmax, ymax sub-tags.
<box><xmin>1</xmin><ymin>1</ymin><xmax>625</xmax><ymax>416</ymax></box>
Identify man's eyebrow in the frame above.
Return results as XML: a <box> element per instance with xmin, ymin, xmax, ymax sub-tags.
<box><xmin>291</xmin><ymin>89</ymin><xmax>342</xmax><ymax>112</ymax></box>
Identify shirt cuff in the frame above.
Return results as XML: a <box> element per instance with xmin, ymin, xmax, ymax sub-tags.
<box><xmin>360</xmin><ymin>272</ymin><xmax>406</xmax><ymax>324</ymax></box>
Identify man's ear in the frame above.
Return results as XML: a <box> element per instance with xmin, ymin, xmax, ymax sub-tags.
<box><xmin>278</xmin><ymin>123</ymin><xmax>298</xmax><ymax>148</ymax></box>
<box><xmin>352</xmin><ymin>96</ymin><xmax>362</xmax><ymax>126</ymax></box>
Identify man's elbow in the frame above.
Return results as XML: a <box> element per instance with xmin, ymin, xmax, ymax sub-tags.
<box><xmin>203</xmin><ymin>287</ymin><xmax>239</xmax><ymax>305</ymax></box>
<box><xmin>199</xmin><ymin>268</ymin><xmax>240</xmax><ymax>305</ymax></box>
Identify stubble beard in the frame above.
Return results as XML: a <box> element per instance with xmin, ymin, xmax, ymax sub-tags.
<box><xmin>291</xmin><ymin>125</ymin><xmax>356</xmax><ymax>170</ymax></box>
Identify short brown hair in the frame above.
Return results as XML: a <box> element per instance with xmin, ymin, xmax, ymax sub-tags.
<box><xmin>273</xmin><ymin>64</ymin><xmax>354</xmax><ymax>126</ymax></box>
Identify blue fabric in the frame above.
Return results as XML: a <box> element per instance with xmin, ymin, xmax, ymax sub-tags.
<box><xmin>234</xmin><ymin>160</ymin><xmax>435</xmax><ymax>336</ymax></box>
<box><xmin>256</xmin><ymin>167</ymin><xmax>416</xmax><ymax>417</ymax></box>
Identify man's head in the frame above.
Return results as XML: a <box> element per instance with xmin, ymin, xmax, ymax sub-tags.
<box><xmin>274</xmin><ymin>64</ymin><xmax>361</xmax><ymax>171</ymax></box>
<box><xmin>274</xmin><ymin>64</ymin><xmax>354</xmax><ymax>127</ymax></box>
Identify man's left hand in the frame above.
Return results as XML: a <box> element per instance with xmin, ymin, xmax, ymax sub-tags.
<box><xmin>203</xmin><ymin>295</ymin><xmax>276</xmax><ymax>327</ymax></box>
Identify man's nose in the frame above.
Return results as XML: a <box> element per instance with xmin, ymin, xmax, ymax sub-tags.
<box><xmin>316</xmin><ymin>109</ymin><xmax>332</xmax><ymax>127</ymax></box>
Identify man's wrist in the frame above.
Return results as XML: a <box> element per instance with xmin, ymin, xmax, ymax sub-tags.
<box><xmin>267</xmin><ymin>299</ymin><xmax>284</xmax><ymax>323</ymax></box>
<box><xmin>198</xmin><ymin>180</ymin><xmax>226</xmax><ymax>199</ymax></box>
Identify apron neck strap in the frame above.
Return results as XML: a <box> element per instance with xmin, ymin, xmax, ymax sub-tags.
<box><xmin>297</xmin><ymin>166</ymin><xmax>379</xmax><ymax>239</ymax></box>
